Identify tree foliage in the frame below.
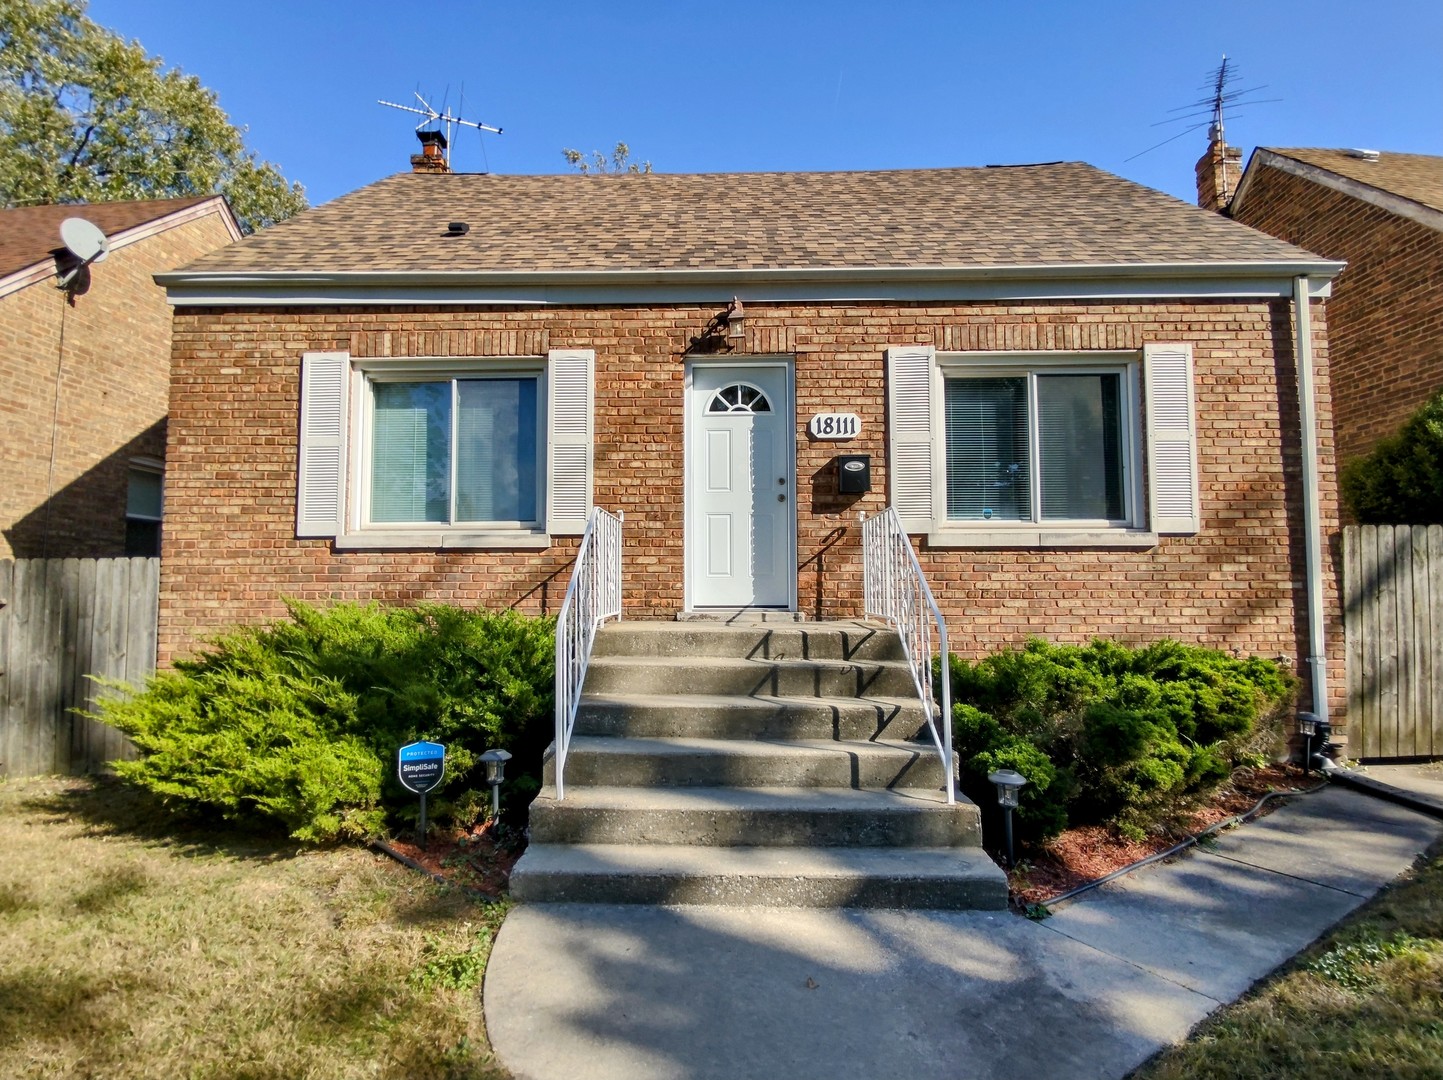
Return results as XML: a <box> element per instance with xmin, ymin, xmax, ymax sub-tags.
<box><xmin>0</xmin><ymin>0</ymin><xmax>306</xmax><ymax>233</ymax></box>
<box><xmin>562</xmin><ymin>141</ymin><xmax>652</xmax><ymax>174</ymax></box>
<box><xmin>1341</xmin><ymin>387</ymin><xmax>1443</xmax><ymax>525</ymax></box>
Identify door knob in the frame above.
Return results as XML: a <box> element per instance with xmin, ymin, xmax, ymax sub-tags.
<box><xmin>777</xmin><ymin>493</ymin><xmax>786</xmax><ymax>502</ymax></box>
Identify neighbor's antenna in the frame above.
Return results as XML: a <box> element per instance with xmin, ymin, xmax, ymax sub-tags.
<box><xmin>1207</xmin><ymin>54</ymin><xmax>1231</xmax><ymax>145</ymax></box>
<box><xmin>1125</xmin><ymin>54</ymin><xmax>1280</xmax><ymax>164</ymax></box>
<box><xmin>377</xmin><ymin>91</ymin><xmax>503</xmax><ymax>167</ymax></box>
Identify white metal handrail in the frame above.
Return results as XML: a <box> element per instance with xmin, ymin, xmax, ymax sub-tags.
<box><xmin>554</xmin><ymin>507</ymin><xmax>623</xmax><ymax>800</ymax></box>
<box><xmin>861</xmin><ymin>507</ymin><xmax>954</xmax><ymax>803</ymax></box>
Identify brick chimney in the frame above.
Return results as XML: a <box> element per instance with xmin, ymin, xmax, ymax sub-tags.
<box><xmin>1195</xmin><ymin>126</ymin><xmax>1242</xmax><ymax>213</ymax></box>
<box><xmin>411</xmin><ymin>129</ymin><xmax>450</xmax><ymax>174</ymax></box>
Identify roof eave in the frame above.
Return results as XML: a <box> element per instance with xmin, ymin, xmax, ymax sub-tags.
<box><xmin>0</xmin><ymin>196</ymin><xmax>243</xmax><ymax>301</ymax></box>
<box><xmin>1233</xmin><ymin>149</ymin><xmax>1443</xmax><ymax>233</ymax></box>
<box><xmin>157</xmin><ymin>260</ymin><xmax>1343</xmax><ymax>307</ymax></box>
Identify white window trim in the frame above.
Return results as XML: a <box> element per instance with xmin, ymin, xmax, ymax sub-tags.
<box><xmin>926</xmin><ymin>351</ymin><xmax>1158</xmax><ymax>549</ymax></box>
<box><xmin>353</xmin><ymin>356</ymin><xmax>545</xmax><ymax>537</ymax></box>
<box><xmin>292</xmin><ymin>353</ymin><xmax>591</xmax><ymax>551</ymax></box>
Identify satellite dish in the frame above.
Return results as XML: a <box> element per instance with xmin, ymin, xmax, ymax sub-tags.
<box><xmin>60</xmin><ymin>217</ymin><xmax>110</xmax><ymax>263</ymax></box>
<box><xmin>56</xmin><ymin>217</ymin><xmax>110</xmax><ymax>291</ymax></box>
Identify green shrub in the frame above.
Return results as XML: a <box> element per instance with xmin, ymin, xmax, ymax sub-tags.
<box><xmin>93</xmin><ymin>601</ymin><xmax>555</xmax><ymax>843</ymax></box>
<box><xmin>1341</xmin><ymin>387</ymin><xmax>1443</xmax><ymax>524</ymax></box>
<box><xmin>942</xmin><ymin>638</ymin><xmax>1296</xmax><ymax>846</ymax></box>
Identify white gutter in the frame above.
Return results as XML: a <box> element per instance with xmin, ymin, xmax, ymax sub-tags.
<box><xmin>156</xmin><ymin>259</ymin><xmax>1344</xmax><ymax>307</ymax></box>
<box><xmin>155</xmin><ymin>259</ymin><xmax>1345</xmax><ymax>291</ymax></box>
<box><xmin>1294</xmin><ymin>274</ymin><xmax>1329</xmax><ymax>720</ymax></box>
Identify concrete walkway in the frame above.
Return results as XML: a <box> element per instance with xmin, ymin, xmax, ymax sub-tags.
<box><xmin>1343</xmin><ymin>760</ymin><xmax>1443</xmax><ymax>808</ymax></box>
<box><xmin>485</xmin><ymin>784</ymin><xmax>1443</xmax><ymax>1080</ymax></box>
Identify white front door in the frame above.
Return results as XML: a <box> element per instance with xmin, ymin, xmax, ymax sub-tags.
<box><xmin>687</xmin><ymin>362</ymin><xmax>795</xmax><ymax>608</ymax></box>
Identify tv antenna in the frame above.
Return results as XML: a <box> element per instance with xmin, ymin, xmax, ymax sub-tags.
<box><xmin>1126</xmin><ymin>55</ymin><xmax>1280</xmax><ymax>163</ymax></box>
<box><xmin>55</xmin><ymin>217</ymin><xmax>110</xmax><ymax>292</ymax></box>
<box><xmin>378</xmin><ymin>91</ymin><xmax>503</xmax><ymax>168</ymax></box>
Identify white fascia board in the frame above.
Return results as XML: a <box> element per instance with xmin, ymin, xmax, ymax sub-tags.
<box><xmin>157</xmin><ymin>260</ymin><xmax>1343</xmax><ymax>307</ymax></box>
<box><xmin>109</xmin><ymin>196</ymin><xmax>245</xmax><ymax>249</ymax></box>
<box><xmin>0</xmin><ymin>261</ymin><xmax>59</xmax><ymax>299</ymax></box>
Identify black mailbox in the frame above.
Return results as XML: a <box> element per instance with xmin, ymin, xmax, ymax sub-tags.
<box><xmin>837</xmin><ymin>454</ymin><xmax>871</xmax><ymax>494</ymax></box>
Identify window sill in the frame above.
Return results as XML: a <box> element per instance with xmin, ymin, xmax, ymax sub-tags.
<box><xmin>925</xmin><ymin>528</ymin><xmax>1159</xmax><ymax>550</ymax></box>
<box><xmin>335</xmin><ymin>530</ymin><xmax>552</xmax><ymax>551</ymax></box>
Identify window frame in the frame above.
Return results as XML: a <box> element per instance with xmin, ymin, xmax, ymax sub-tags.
<box><xmin>928</xmin><ymin>351</ymin><xmax>1154</xmax><ymax>548</ymax></box>
<box><xmin>125</xmin><ymin>457</ymin><xmax>164</xmax><ymax>558</ymax></box>
<box><xmin>938</xmin><ymin>352</ymin><xmax>1142</xmax><ymax>529</ymax></box>
<box><xmin>342</xmin><ymin>356</ymin><xmax>551</xmax><ymax>549</ymax></box>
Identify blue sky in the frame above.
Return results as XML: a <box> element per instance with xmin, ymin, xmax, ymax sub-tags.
<box><xmin>90</xmin><ymin>0</ymin><xmax>1442</xmax><ymax>209</ymax></box>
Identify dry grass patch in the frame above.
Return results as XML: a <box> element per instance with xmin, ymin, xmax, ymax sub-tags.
<box><xmin>1135</xmin><ymin>843</ymin><xmax>1443</xmax><ymax>1080</ymax></box>
<box><xmin>0</xmin><ymin>776</ymin><xmax>510</xmax><ymax>1080</ymax></box>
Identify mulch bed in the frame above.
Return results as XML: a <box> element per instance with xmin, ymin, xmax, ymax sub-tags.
<box><xmin>385</xmin><ymin>819</ymin><xmax>526</xmax><ymax>897</ymax></box>
<box><xmin>1008</xmin><ymin>763</ymin><xmax>1317</xmax><ymax>906</ymax></box>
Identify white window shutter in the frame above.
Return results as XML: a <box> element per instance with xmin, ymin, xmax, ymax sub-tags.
<box><xmin>886</xmin><ymin>345</ymin><xmax>937</xmax><ymax>533</ymax></box>
<box><xmin>1144</xmin><ymin>343</ymin><xmax>1201</xmax><ymax>535</ymax></box>
<box><xmin>546</xmin><ymin>348</ymin><xmax>594</xmax><ymax>535</ymax></box>
<box><xmin>296</xmin><ymin>351</ymin><xmax>350</xmax><ymax>538</ymax></box>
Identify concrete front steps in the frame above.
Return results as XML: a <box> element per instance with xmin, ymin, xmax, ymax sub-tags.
<box><xmin>510</xmin><ymin>620</ymin><xmax>1007</xmax><ymax>910</ymax></box>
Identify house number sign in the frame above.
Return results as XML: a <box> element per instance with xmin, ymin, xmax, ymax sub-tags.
<box><xmin>808</xmin><ymin>412</ymin><xmax>861</xmax><ymax>440</ymax></box>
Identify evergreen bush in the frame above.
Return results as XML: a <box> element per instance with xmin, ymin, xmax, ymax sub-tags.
<box><xmin>93</xmin><ymin>601</ymin><xmax>555</xmax><ymax>842</ymax></box>
<box><xmin>943</xmin><ymin>638</ymin><xmax>1296</xmax><ymax>846</ymax></box>
<box><xmin>1341</xmin><ymin>388</ymin><xmax>1443</xmax><ymax>524</ymax></box>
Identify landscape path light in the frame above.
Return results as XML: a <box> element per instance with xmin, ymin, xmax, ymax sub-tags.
<box><xmin>480</xmin><ymin>748</ymin><xmax>512</xmax><ymax>821</ymax></box>
<box><xmin>988</xmin><ymin>768</ymin><xmax>1029</xmax><ymax>869</ymax></box>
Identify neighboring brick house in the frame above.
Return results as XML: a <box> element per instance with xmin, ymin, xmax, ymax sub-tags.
<box><xmin>1199</xmin><ymin>143</ymin><xmax>1443</xmax><ymax>474</ymax></box>
<box><xmin>155</xmin><ymin>162</ymin><xmax>1347</xmax><ymax>723</ymax></box>
<box><xmin>0</xmin><ymin>197</ymin><xmax>241</xmax><ymax>558</ymax></box>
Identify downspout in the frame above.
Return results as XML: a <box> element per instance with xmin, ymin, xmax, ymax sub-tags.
<box><xmin>1293</xmin><ymin>275</ymin><xmax>1329</xmax><ymax>720</ymax></box>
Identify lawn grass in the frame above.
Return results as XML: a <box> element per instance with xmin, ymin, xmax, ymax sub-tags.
<box><xmin>0</xmin><ymin>775</ymin><xmax>511</xmax><ymax>1080</ymax></box>
<box><xmin>1135</xmin><ymin>843</ymin><xmax>1443</xmax><ymax>1079</ymax></box>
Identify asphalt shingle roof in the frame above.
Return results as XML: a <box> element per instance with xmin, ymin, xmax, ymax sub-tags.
<box><xmin>0</xmin><ymin>197</ymin><xmax>215</xmax><ymax>279</ymax></box>
<box><xmin>175</xmin><ymin>163</ymin><xmax>1323</xmax><ymax>276</ymax></box>
<box><xmin>1264</xmin><ymin>148</ymin><xmax>1443</xmax><ymax>215</ymax></box>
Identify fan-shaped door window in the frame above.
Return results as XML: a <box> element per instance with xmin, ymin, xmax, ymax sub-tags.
<box><xmin>706</xmin><ymin>382</ymin><xmax>772</xmax><ymax>414</ymax></box>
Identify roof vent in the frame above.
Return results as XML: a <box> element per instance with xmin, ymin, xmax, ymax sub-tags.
<box><xmin>445</xmin><ymin>221</ymin><xmax>470</xmax><ymax>237</ymax></box>
<box><xmin>1346</xmin><ymin>148</ymin><xmax>1381</xmax><ymax>161</ymax></box>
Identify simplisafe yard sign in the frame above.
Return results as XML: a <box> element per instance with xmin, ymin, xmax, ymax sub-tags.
<box><xmin>398</xmin><ymin>740</ymin><xmax>446</xmax><ymax>793</ymax></box>
<box><xmin>399</xmin><ymin>740</ymin><xmax>446</xmax><ymax>841</ymax></box>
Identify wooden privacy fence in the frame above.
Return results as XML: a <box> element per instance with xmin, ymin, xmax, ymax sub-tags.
<box><xmin>0</xmin><ymin>558</ymin><xmax>159</xmax><ymax>777</ymax></box>
<box><xmin>1344</xmin><ymin>525</ymin><xmax>1443</xmax><ymax>760</ymax></box>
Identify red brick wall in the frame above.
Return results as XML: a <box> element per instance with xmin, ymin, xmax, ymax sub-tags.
<box><xmin>162</xmin><ymin>298</ymin><xmax>1343</xmax><ymax>725</ymax></box>
<box><xmin>1231</xmin><ymin>165</ymin><xmax>1443</xmax><ymax>473</ymax></box>
<box><xmin>0</xmin><ymin>210</ymin><xmax>236</xmax><ymax>558</ymax></box>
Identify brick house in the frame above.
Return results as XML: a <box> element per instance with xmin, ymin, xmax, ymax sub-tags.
<box><xmin>156</xmin><ymin>162</ymin><xmax>1346</xmax><ymax>722</ymax></box>
<box><xmin>0</xmin><ymin>197</ymin><xmax>241</xmax><ymax>559</ymax></box>
<box><xmin>1198</xmin><ymin>143</ymin><xmax>1443</xmax><ymax>475</ymax></box>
